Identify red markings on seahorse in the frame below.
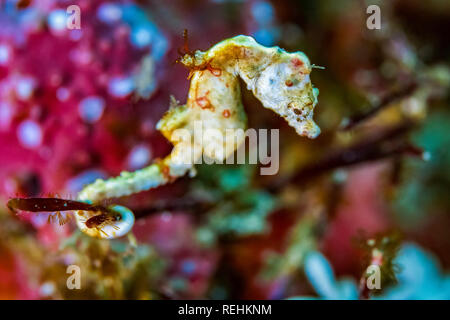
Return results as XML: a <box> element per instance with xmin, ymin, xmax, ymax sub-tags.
<box><xmin>187</xmin><ymin>63</ymin><xmax>222</xmax><ymax>80</ymax></box>
<box><xmin>222</xmin><ymin>109</ymin><xmax>231</xmax><ymax>118</ymax></box>
<box><xmin>196</xmin><ymin>96</ymin><xmax>213</xmax><ymax>109</ymax></box>
<box><xmin>206</xmin><ymin>64</ymin><xmax>222</xmax><ymax>77</ymax></box>
<box><xmin>292</xmin><ymin>58</ymin><xmax>304</xmax><ymax>68</ymax></box>
<box><xmin>159</xmin><ymin>162</ymin><xmax>178</xmax><ymax>183</ymax></box>
<box><xmin>194</xmin><ymin>88</ymin><xmax>214</xmax><ymax>111</ymax></box>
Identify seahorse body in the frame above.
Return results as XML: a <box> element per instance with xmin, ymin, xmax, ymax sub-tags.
<box><xmin>75</xmin><ymin>35</ymin><xmax>320</xmax><ymax>239</ymax></box>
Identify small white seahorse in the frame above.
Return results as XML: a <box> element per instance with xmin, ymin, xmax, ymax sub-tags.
<box><xmin>75</xmin><ymin>35</ymin><xmax>321</xmax><ymax>239</ymax></box>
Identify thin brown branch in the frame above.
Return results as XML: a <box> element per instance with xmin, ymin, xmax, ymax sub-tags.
<box><xmin>341</xmin><ymin>82</ymin><xmax>417</xmax><ymax>130</ymax></box>
<box><xmin>131</xmin><ymin>197</ymin><xmax>214</xmax><ymax>219</ymax></box>
<box><xmin>269</xmin><ymin>121</ymin><xmax>419</xmax><ymax>192</ymax></box>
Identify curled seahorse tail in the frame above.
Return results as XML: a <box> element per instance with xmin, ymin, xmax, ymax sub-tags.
<box><xmin>74</xmin><ymin>156</ymin><xmax>194</xmax><ymax>239</ymax></box>
<box><xmin>75</xmin><ymin>205</ymin><xmax>135</xmax><ymax>239</ymax></box>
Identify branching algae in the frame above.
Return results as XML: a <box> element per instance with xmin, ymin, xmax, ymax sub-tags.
<box><xmin>11</xmin><ymin>36</ymin><xmax>321</xmax><ymax>239</ymax></box>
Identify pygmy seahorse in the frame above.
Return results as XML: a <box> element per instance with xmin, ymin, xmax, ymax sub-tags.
<box><xmin>75</xmin><ymin>35</ymin><xmax>321</xmax><ymax>239</ymax></box>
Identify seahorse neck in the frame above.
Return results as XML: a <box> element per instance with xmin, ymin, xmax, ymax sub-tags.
<box><xmin>210</xmin><ymin>36</ymin><xmax>275</xmax><ymax>81</ymax></box>
<box><xmin>181</xmin><ymin>36</ymin><xmax>276</xmax><ymax>88</ymax></box>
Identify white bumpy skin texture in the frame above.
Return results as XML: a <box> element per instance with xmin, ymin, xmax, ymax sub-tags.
<box><xmin>75</xmin><ymin>35</ymin><xmax>320</xmax><ymax>239</ymax></box>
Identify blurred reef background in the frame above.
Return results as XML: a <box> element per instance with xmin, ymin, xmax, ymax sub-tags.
<box><xmin>0</xmin><ymin>0</ymin><xmax>449</xmax><ymax>299</ymax></box>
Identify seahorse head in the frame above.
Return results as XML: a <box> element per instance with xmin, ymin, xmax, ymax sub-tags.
<box><xmin>252</xmin><ymin>49</ymin><xmax>320</xmax><ymax>139</ymax></box>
